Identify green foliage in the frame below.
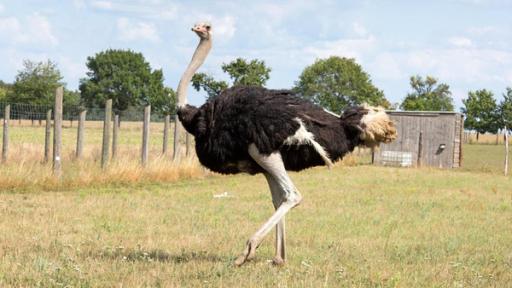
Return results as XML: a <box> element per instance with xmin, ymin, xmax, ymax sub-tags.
<box><xmin>400</xmin><ymin>75</ymin><xmax>454</xmax><ymax>111</ymax></box>
<box><xmin>191</xmin><ymin>73</ymin><xmax>228</xmax><ymax>100</ymax></box>
<box><xmin>63</xmin><ymin>89</ymin><xmax>81</xmax><ymax>107</ymax></box>
<box><xmin>191</xmin><ymin>58</ymin><xmax>270</xmax><ymax>100</ymax></box>
<box><xmin>497</xmin><ymin>87</ymin><xmax>512</xmax><ymax>131</ymax></box>
<box><xmin>6</xmin><ymin>60</ymin><xmax>76</xmax><ymax>106</ymax></box>
<box><xmin>221</xmin><ymin>58</ymin><xmax>271</xmax><ymax>87</ymax></box>
<box><xmin>462</xmin><ymin>89</ymin><xmax>499</xmax><ymax>134</ymax></box>
<box><xmin>0</xmin><ymin>80</ymin><xmax>11</xmax><ymax>102</ymax></box>
<box><xmin>294</xmin><ymin>56</ymin><xmax>389</xmax><ymax>113</ymax></box>
<box><xmin>79</xmin><ymin>49</ymin><xmax>175</xmax><ymax>115</ymax></box>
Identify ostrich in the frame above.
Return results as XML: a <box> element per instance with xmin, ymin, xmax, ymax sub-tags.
<box><xmin>176</xmin><ymin>23</ymin><xmax>397</xmax><ymax>266</ymax></box>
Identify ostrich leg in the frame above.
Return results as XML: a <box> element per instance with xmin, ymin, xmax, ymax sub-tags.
<box><xmin>235</xmin><ymin>144</ymin><xmax>302</xmax><ymax>266</ymax></box>
<box><xmin>264</xmin><ymin>173</ymin><xmax>286</xmax><ymax>265</ymax></box>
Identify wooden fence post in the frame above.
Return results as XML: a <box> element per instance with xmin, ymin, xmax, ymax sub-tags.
<box><xmin>417</xmin><ymin>132</ymin><xmax>423</xmax><ymax>167</ymax></box>
<box><xmin>101</xmin><ymin>99</ymin><xmax>112</xmax><ymax>169</ymax></box>
<box><xmin>505</xmin><ymin>127</ymin><xmax>509</xmax><ymax>176</ymax></box>
<box><xmin>2</xmin><ymin>104</ymin><xmax>9</xmax><ymax>162</ymax></box>
<box><xmin>53</xmin><ymin>87</ymin><xmax>63</xmax><ymax>177</ymax></box>
<box><xmin>112</xmin><ymin>114</ymin><xmax>119</xmax><ymax>160</ymax></box>
<box><xmin>173</xmin><ymin>115</ymin><xmax>182</xmax><ymax>162</ymax></box>
<box><xmin>163</xmin><ymin>114</ymin><xmax>170</xmax><ymax>155</ymax></box>
<box><xmin>141</xmin><ymin>105</ymin><xmax>151</xmax><ymax>166</ymax></box>
<box><xmin>76</xmin><ymin>109</ymin><xmax>86</xmax><ymax>159</ymax></box>
<box><xmin>44</xmin><ymin>109</ymin><xmax>52</xmax><ymax>163</ymax></box>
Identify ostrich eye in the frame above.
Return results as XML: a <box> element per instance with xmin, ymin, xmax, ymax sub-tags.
<box><xmin>205</xmin><ymin>25</ymin><xmax>211</xmax><ymax>30</ymax></box>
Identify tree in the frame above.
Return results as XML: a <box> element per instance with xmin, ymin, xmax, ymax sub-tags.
<box><xmin>498</xmin><ymin>87</ymin><xmax>512</xmax><ymax>132</ymax></box>
<box><xmin>63</xmin><ymin>89</ymin><xmax>81</xmax><ymax>107</ymax></box>
<box><xmin>191</xmin><ymin>73</ymin><xmax>228</xmax><ymax>100</ymax></box>
<box><xmin>0</xmin><ymin>80</ymin><xmax>11</xmax><ymax>102</ymax></box>
<box><xmin>294</xmin><ymin>56</ymin><xmax>389</xmax><ymax>113</ymax></box>
<box><xmin>191</xmin><ymin>57</ymin><xmax>271</xmax><ymax>100</ymax></box>
<box><xmin>222</xmin><ymin>58</ymin><xmax>271</xmax><ymax>86</ymax></box>
<box><xmin>461</xmin><ymin>89</ymin><xmax>499</xmax><ymax>140</ymax></box>
<box><xmin>6</xmin><ymin>60</ymin><xmax>74</xmax><ymax>106</ymax></box>
<box><xmin>400</xmin><ymin>75</ymin><xmax>454</xmax><ymax>111</ymax></box>
<box><xmin>79</xmin><ymin>49</ymin><xmax>174</xmax><ymax>114</ymax></box>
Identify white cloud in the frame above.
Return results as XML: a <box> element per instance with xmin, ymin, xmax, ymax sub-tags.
<box><xmin>0</xmin><ymin>17</ymin><xmax>22</xmax><ymax>41</ymax></box>
<box><xmin>304</xmin><ymin>35</ymin><xmax>377</xmax><ymax>61</ymax></box>
<box><xmin>0</xmin><ymin>13</ymin><xmax>58</xmax><ymax>46</ymax></box>
<box><xmin>89</xmin><ymin>0</ymin><xmax>177</xmax><ymax>20</ymax></box>
<box><xmin>371</xmin><ymin>53</ymin><xmax>404</xmax><ymax>80</ymax></box>
<box><xmin>257</xmin><ymin>3</ymin><xmax>291</xmax><ymax>23</ymax></box>
<box><xmin>449</xmin><ymin>36</ymin><xmax>473</xmax><ymax>47</ymax></box>
<box><xmin>396</xmin><ymin>47</ymin><xmax>512</xmax><ymax>87</ymax></box>
<box><xmin>73</xmin><ymin>0</ymin><xmax>86</xmax><ymax>9</ymax></box>
<box><xmin>27</xmin><ymin>14</ymin><xmax>58</xmax><ymax>46</ymax></box>
<box><xmin>117</xmin><ymin>17</ymin><xmax>160</xmax><ymax>42</ymax></box>
<box><xmin>0</xmin><ymin>4</ymin><xmax>4</xmax><ymax>13</ymax></box>
<box><xmin>58</xmin><ymin>56</ymin><xmax>86</xmax><ymax>87</ymax></box>
<box><xmin>352</xmin><ymin>22</ymin><xmax>368</xmax><ymax>37</ymax></box>
<box><xmin>214</xmin><ymin>16</ymin><xmax>236</xmax><ymax>41</ymax></box>
<box><xmin>467</xmin><ymin>25</ymin><xmax>500</xmax><ymax>36</ymax></box>
<box><xmin>91</xmin><ymin>0</ymin><xmax>113</xmax><ymax>10</ymax></box>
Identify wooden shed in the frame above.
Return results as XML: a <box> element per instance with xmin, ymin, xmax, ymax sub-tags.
<box><xmin>373</xmin><ymin>111</ymin><xmax>464</xmax><ymax>168</ymax></box>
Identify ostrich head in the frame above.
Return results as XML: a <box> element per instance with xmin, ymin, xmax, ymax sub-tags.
<box><xmin>342</xmin><ymin>105</ymin><xmax>397</xmax><ymax>148</ymax></box>
<box><xmin>191</xmin><ymin>22</ymin><xmax>212</xmax><ymax>40</ymax></box>
<box><xmin>358</xmin><ymin>105</ymin><xmax>397</xmax><ymax>148</ymax></box>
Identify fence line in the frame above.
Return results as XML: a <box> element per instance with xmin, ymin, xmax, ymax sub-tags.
<box><xmin>0</xmin><ymin>101</ymin><xmax>173</xmax><ymax>123</ymax></box>
<box><xmin>0</xmin><ymin>98</ymin><xmax>196</xmax><ymax>181</ymax></box>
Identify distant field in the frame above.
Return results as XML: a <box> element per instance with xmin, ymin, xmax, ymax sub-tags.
<box><xmin>462</xmin><ymin>144</ymin><xmax>509</xmax><ymax>174</ymax></box>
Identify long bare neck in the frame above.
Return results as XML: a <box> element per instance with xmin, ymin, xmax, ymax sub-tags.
<box><xmin>177</xmin><ymin>37</ymin><xmax>212</xmax><ymax>107</ymax></box>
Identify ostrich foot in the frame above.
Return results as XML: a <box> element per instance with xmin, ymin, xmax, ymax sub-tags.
<box><xmin>272</xmin><ymin>256</ymin><xmax>285</xmax><ymax>266</ymax></box>
<box><xmin>234</xmin><ymin>240</ymin><xmax>258</xmax><ymax>266</ymax></box>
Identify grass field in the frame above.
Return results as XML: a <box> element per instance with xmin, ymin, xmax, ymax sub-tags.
<box><xmin>1</xmin><ymin>165</ymin><xmax>510</xmax><ymax>287</ymax></box>
<box><xmin>0</xmin><ymin>123</ymin><xmax>511</xmax><ymax>286</ymax></box>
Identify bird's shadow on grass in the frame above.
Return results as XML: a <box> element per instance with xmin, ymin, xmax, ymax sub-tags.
<box><xmin>98</xmin><ymin>247</ymin><xmax>225</xmax><ymax>264</ymax></box>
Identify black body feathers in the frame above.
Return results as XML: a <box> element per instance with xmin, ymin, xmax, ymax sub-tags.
<box><xmin>178</xmin><ymin>86</ymin><xmax>366</xmax><ymax>175</ymax></box>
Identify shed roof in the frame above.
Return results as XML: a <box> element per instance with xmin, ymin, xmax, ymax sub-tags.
<box><xmin>386</xmin><ymin>110</ymin><xmax>463</xmax><ymax>117</ymax></box>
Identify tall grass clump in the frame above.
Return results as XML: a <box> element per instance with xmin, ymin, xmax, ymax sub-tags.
<box><xmin>0</xmin><ymin>144</ymin><xmax>205</xmax><ymax>192</ymax></box>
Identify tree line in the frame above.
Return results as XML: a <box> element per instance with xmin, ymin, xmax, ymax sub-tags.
<box><xmin>0</xmin><ymin>50</ymin><xmax>511</xmax><ymax>135</ymax></box>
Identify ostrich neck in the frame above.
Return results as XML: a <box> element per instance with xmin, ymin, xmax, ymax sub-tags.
<box><xmin>177</xmin><ymin>37</ymin><xmax>212</xmax><ymax>107</ymax></box>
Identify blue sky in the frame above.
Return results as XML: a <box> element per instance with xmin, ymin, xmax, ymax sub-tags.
<box><xmin>0</xmin><ymin>0</ymin><xmax>511</xmax><ymax>108</ymax></box>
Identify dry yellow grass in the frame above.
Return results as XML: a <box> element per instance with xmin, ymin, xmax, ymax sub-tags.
<box><xmin>0</xmin><ymin>144</ymin><xmax>205</xmax><ymax>191</ymax></box>
<box><xmin>465</xmin><ymin>131</ymin><xmax>511</xmax><ymax>145</ymax></box>
<box><xmin>0</xmin><ymin>120</ymin><xmax>206</xmax><ymax>191</ymax></box>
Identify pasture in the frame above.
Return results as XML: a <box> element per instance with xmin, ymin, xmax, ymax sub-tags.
<box><xmin>0</xmin><ymin>123</ymin><xmax>511</xmax><ymax>287</ymax></box>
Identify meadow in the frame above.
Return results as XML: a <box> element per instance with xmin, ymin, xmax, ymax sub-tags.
<box><xmin>0</xmin><ymin>123</ymin><xmax>511</xmax><ymax>287</ymax></box>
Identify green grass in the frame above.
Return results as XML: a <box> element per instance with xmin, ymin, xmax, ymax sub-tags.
<box><xmin>8</xmin><ymin>120</ymin><xmax>167</xmax><ymax>148</ymax></box>
<box><xmin>0</xmin><ymin>165</ymin><xmax>511</xmax><ymax>287</ymax></box>
<box><xmin>462</xmin><ymin>144</ymin><xmax>509</xmax><ymax>174</ymax></box>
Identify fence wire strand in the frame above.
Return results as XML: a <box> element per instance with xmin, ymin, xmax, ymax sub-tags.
<box><xmin>0</xmin><ymin>102</ymin><xmax>172</xmax><ymax>122</ymax></box>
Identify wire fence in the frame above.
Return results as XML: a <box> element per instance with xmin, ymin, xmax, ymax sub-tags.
<box><xmin>0</xmin><ymin>102</ymin><xmax>172</xmax><ymax>123</ymax></box>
